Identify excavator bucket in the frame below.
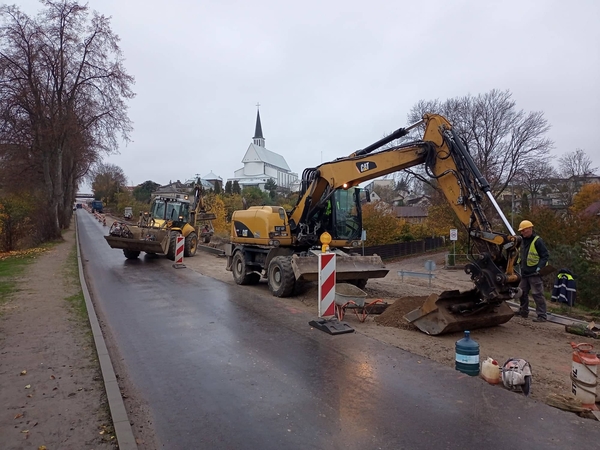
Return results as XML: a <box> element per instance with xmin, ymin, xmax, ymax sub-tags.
<box><xmin>291</xmin><ymin>254</ymin><xmax>389</xmax><ymax>282</ymax></box>
<box><xmin>404</xmin><ymin>289</ymin><xmax>515</xmax><ymax>335</ymax></box>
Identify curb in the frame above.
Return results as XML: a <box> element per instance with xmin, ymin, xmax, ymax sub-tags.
<box><xmin>75</xmin><ymin>215</ymin><xmax>138</xmax><ymax>449</ymax></box>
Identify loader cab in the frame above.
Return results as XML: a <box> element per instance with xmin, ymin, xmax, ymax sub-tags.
<box><xmin>328</xmin><ymin>188</ymin><xmax>362</xmax><ymax>242</ymax></box>
<box><xmin>151</xmin><ymin>197</ymin><xmax>191</xmax><ymax>224</ymax></box>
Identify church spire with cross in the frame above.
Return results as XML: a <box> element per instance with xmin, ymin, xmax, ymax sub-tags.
<box><xmin>253</xmin><ymin>103</ymin><xmax>265</xmax><ymax>147</ymax></box>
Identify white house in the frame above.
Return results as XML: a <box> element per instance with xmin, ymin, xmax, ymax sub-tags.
<box><xmin>228</xmin><ymin>108</ymin><xmax>299</xmax><ymax>191</ymax></box>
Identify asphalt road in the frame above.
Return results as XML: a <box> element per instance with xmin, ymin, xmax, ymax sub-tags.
<box><xmin>77</xmin><ymin>211</ymin><xmax>600</xmax><ymax>450</ymax></box>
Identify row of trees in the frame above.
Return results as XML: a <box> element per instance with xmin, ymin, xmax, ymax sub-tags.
<box><xmin>0</xmin><ymin>1</ymin><xmax>134</xmax><ymax>246</ymax></box>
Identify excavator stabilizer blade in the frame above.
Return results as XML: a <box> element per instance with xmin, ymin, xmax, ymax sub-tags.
<box><xmin>404</xmin><ymin>289</ymin><xmax>514</xmax><ymax>335</ymax></box>
<box><xmin>291</xmin><ymin>254</ymin><xmax>389</xmax><ymax>282</ymax></box>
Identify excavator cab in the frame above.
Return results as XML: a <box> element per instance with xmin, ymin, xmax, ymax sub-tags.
<box><xmin>318</xmin><ymin>188</ymin><xmax>362</xmax><ymax>243</ymax></box>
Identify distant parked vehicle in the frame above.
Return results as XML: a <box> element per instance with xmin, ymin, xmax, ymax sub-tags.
<box><xmin>124</xmin><ymin>206</ymin><xmax>133</xmax><ymax>219</ymax></box>
<box><xmin>91</xmin><ymin>200</ymin><xmax>103</xmax><ymax>213</ymax></box>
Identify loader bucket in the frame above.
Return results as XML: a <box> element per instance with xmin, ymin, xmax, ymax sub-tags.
<box><xmin>291</xmin><ymin>254</ymin><xmax>389</xmax><ymax>282</ymax></box>
<box><xmin>104</xmin><ymin>235</ymin><xmax>166</xmax><ymax>254</ymax></box>
<box><xmin>404</xmin><ymin>288</ymin><xmax>515</xmax><ymax>335</ymax></box>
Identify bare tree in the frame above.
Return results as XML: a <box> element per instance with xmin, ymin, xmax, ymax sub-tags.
<box><xmin>406</xmin><ymin>89</ymin><xmax>553</xmax><ymax>197</ymax></box>
<box><xmin>0</xmin><ymin>1</ymin><xmax>134</xmax><ymax>239</ymax></box>
<box><xmin>558</xmin><ymin>148</ymin><xmax>598</xmax><ymax>178</ymax></box>
<box><xmin>516</xmin><ymin>157</ymin><xmax>558</xmax><ymax>206</ymax></box>
<box><xmin>557</xmin><ymin>148</ymin><xmax>598</xmax><ymax>206</ymax></box>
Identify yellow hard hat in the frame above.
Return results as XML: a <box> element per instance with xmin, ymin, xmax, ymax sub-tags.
<box><xmin>518</xmin><ymin>220</ymin><xmax>534</xmax><ymax>231</ymax></box>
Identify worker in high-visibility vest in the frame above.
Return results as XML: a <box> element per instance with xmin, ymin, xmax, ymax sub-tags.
<box><xmin>515</xmin><ymin>220</ymin><xmax>550</xmax><ymax>322</ymax></box>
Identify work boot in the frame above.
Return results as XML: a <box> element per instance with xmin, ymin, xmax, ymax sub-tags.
<box><xmin>514</xmin><ymin>311</ymin><xmax>528</xmax><ymax>318</ymax></box>
<box><xmin>532</xmin><ymin>316</ymin><xmax>547</xmax><ymax>322</ymax></box>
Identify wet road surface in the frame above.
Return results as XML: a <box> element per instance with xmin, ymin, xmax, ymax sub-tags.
<box><xmin>77</xmin><ymin>212</ymin><xmax>600</xmax><ymax>449</ymax></box>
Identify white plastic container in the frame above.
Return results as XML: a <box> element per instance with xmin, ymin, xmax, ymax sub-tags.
<box><xmin>481</xmin><ymin>357</ymin><xmax>501</xmax><ymax>384</ymax></box>
<box><xmin>570</xmin><ymin>343</ymin><xmax>599</xmax><ymax>408</ymax></box>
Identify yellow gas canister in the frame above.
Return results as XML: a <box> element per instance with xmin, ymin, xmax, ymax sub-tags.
<box><xmin>481</xmin><ymin>357</ymin><xmax>501</xmax><ymax>384</ymax></box>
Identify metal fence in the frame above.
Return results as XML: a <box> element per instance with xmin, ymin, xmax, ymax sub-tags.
<box><xmin>361</xmin><ymin>237</ymin><xmax>445</xmax><ymax>260</ymax></box>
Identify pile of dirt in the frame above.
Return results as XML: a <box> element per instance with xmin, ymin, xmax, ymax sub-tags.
<box><xmin>375</xmin><ymin>296</ymin><xmax>429</xmax><ymax>330</ymax></box>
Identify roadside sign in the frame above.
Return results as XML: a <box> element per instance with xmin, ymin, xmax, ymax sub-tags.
<box><xmin>450</xmin><ymin>229</ymin><xmax>458</xmax><ymax>241</ymax></box>
<box><xmin>424</xmin><ymin>260</ymin><xmax>436</xmax><ymax>271</ymax></box>
<box><xmin>361</xmin><ymin>229</ymin><xmax>367</xmax><ymax>241</ymax></box>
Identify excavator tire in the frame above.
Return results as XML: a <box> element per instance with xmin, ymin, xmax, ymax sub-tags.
<box><xmin>185</xmin><ymin>232</ymin><xmax>198</xmax><ymax>257</ymax></box>
<box><xmin>268</xmin><ymin>256</ymin><xmax>296</xmax><ymax>297</ymax></box>
<box><xmin>232</xmin><ymin>251</ymin><xmax>259</xmax><ymax>285</ymax></box>
<box><xmin>123</xmin><ymin>249</ymin><xmax>140</xmax><ymax>260</ymax></box>
<box><xmin>166</xmin><ymin>232</ymin><xmax>177</xmax><ymax>261</ymax></box>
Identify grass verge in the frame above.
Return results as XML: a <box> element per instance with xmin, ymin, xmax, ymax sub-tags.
<box><xmin>0</xmin><ymin>247</ymin><xmax>51</xmax><ymax>308</ymax></box>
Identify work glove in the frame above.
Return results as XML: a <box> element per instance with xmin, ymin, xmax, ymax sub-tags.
<box><xmin>535</xmin><ymin>267</ymin><xmax>541</xmax><ymax>274</ymax></box>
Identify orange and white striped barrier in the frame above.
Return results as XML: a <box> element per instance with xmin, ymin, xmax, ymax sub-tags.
<box><xmin>318</xmin><ymin>253</ymin><xmax>336</xmax><ymax>318</ymax></box>
<box><xmin>172</xmin><ymin>235</ymin><xmax>186</xmax><ymax>269</ymax></box>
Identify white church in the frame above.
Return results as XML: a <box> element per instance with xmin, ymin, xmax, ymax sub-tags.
<box><xmin>227</xmin><ymin>108</ymin><xmax>299</xmax><ymax>191</ymax></box>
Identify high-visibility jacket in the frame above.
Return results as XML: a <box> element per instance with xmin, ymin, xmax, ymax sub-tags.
<box><xmin>519</xmin><ymin>233</ymin><xmax>550</xmax><ymax>276</ymax></box>
<box><xmin>551</xmin><ymin>269</ymin><xmax>576</xmax><ymax>306</ymax></box>
<box><xmin>525</xmin><ymin>236</ymin><xmax>545</xmax><ymax>267</ymax></box>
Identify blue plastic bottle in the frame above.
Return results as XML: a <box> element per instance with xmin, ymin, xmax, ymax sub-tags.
<box><xmin>455</xmin><ymin>330</ymin><xmax>480</xmax><ymax>376</ymax></box>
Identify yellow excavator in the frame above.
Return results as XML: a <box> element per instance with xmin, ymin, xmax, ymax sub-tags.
<box><xmin>225</xmin><ymin>114</ymin><xmax>522</xmax><ymax>335</ymax></box>
<box><xmin>105</xmin><ymin>181</ymin><xmax>216</xmax><ymax>260</ymax></box>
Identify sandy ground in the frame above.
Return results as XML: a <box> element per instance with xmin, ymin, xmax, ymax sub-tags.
<box><xmin>186</xmin><ymin>243</ymin><xmax>599</xmax><ymax>408</ymax></box>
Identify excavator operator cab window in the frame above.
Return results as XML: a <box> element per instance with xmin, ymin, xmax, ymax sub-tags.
<box><xmin>332</xmin><ymin>188</ymin><xmax>361</xmax><ymax>241</ymax></box>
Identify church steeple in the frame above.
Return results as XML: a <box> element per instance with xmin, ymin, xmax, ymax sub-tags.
<box><xmin>253</xmin><ymin>103</ymin><xmax>265</xmax><ymax>147</ymax></box>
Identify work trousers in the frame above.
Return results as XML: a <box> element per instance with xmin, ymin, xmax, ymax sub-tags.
<box><xmin>519</xmin><ymin>274</ymin><xmax>546</xmax><ymax>319</ymax></box>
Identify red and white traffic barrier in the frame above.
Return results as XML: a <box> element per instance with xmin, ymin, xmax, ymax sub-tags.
<box><xmin>318</xmin><ymin>253</ymin><xmax>336</xmax><ymax>318</ymax></box>
<box><xmin>173</xmin><ymin>235</ymin><xmax>186</xmax><ymax>268</ymax></box>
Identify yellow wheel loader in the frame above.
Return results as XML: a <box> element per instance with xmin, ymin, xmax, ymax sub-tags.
<box><xmin>104</xmin><ymin>182</ymin><xmax>216</xmax><ymax>260</ymax></box>
<box><xmin>225</xmin><ymin>114</ymin><xmax>523</xmax><ymax>335</ymax></box>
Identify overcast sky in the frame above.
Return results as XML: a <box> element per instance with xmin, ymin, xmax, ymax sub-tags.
<box><xmin>16</xmin><ymin>0</ymin><xmax>600</xmax><ymax>189</ymax></box>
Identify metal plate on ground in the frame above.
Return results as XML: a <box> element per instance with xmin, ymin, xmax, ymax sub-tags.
<box><xmin>309</xmin><ymin>319</ymin><xmax>355</xmax><ymax>335</ymax></box>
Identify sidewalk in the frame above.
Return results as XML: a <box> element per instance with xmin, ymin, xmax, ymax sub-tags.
<box><xmin>0</xmin><ymin>229</ymin><xmax>115</xmax><ymax>449</ymax></box>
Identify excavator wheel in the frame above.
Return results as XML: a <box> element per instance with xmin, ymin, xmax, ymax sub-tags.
<box><xmin>185</xmin><ymin>232</ymin><xmax>198</xmax><ymax>257</ymax></box>
<box><xmin>166</xmin><ymin>232</ymin><xmax>177</xmax><ymax>261</ymax></box>
<box><xmin>268</xmin><ymin>256</ymin><xmax>296</xmax><ymax>297</ymax></box>
<box><xmin>123</xmin><ymin>249</ymin><xmax>140</xmax><ymax>260</ymax></box>
<box><xmin>232</xmin><ymin>251</ymin><xmax>259</xmax><ymax>285</ymax></box>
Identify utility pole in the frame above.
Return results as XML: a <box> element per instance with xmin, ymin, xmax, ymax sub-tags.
<box><xmin>511</xmin><ymin>183</ymin><xmax>515</xmax><ymax>229</ymax></box>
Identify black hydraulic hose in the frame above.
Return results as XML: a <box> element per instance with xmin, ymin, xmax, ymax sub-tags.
<box><xmin>450</xmin><ymin>129</ymin><xmax>490</xmax><ymax>193</ymax></box>
<box><xmin>354</xmin><ymin>126</ymin><xmax>408</xmax><ymax>156</ymax></box>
